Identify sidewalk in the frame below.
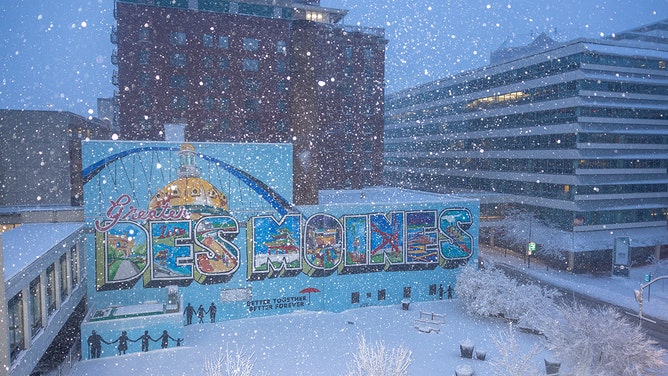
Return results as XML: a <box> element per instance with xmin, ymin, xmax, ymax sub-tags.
<box><xmin>480</xmin><ymin>244</ymin><xmax>668</xmax><ymax>322</ymax></box>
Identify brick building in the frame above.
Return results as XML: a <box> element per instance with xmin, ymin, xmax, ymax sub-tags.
<box><xmin>112</xmin><ymin>0</ymin><xmax>387</xmax><ymax>203</ymax></box>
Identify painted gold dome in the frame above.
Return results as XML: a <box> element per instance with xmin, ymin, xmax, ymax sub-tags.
<box><xmin>148</xmin><ymin>143</ymin><xmax>229</xmax><ymax>217</ymax></box>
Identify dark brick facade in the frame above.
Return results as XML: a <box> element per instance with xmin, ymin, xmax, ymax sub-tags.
<box><xmin>113</xmin><ymin>1</ymin><xmax>386</xmax><ymax>204</ymax></box>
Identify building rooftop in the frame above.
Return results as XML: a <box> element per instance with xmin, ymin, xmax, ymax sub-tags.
<box><xmin>2</xmin><ymin>222</ymin><xmax>83</xmax><ymax>281</ymax></box>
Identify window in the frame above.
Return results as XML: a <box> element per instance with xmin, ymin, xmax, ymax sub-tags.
<box><xmin>429</xmin><ymin>284</ymin><xmax>437</xmax><ymax>296</ymax></box>
<box><xmin>276</xmin><ymin>80</ymin><xmax>287</xmax><ymax>92</ymax></box>
<box><xmin>203</xmin><ymin>34</ymin><xmax>214</xmax><ymax>47</ymax></box>
<box><xmin>140</xmin><ymin>93</ymin><xmax>152</xmax><ymax>109</ymax></box>
<box><xmin>138</xmin><ymin>27</ymin><xmax>150</xmax><ymax>42</ymax></box>
<box><xmin>218</xmin><ymin>36</ymin><xmax>229</xmax><ymax>49</ymax></box>
<box><xmin>139</xmin><ymin>73</ymin><xmax>152</xmax><ymax>88</ymax></box>
<box><xmin>243</xmin><ymin>98</ymin><xmax>259</xmax><ymax>113</ymax></box>
<box><xmin>203</xmin><ymin>118</ymin><xmax>216</xmax><ymax>130</ymax></box>
<box><xmin>170</xmin><ymin>53</ymin><xmax>187</xmax><ymax>68</ymax></box>
<box><xmin>243</xmin><ymin>79</ymin><xmax>259</xmax><ymax>93</ymax></box>
<box><xmin>8</xmin><ymin>293</ymin><xmax>24</xmax><ymax>362</ymax></box>
<box><xmin>138</xmin><ymin>51</ymin><xmax>150</xmax><ymax>66</ymax></box>
<box><xmin>30</xmin><ymin>277</ymin><xmax>42</xmax><ymax>336</ymax></box>
<box><xmin>170</xmin><ymin>75</ymin><xmax>187</xmax><ymax>89</ymax></box>
<box><xmin>345</xmin><ymin>46</ymin><xmax>353</xmax><ymax>59</ymax></box>
<box><xmin>276</xmin><ymin>40</ymin><xmax>286</xmax><ymax>55</ymax></box>
<box><xmin>171</xmin><ymin>95</ymin><xmax>188</xmax><ymax>110</ymax></box>
<box><xmin>243</xmin><ymin>37</ymin><xmax>259</xmax><ymax>51</ymax></box>
<box><xmin>203</xmin><ymin>97</ymin><xmax>215</xmax><ymax>111</ymax></box>
<box><xmin>243</xmin><ymin>58</ymin><xmax>259</xmax><ymax>72</ymax></box>
<box><xmin>276</xmin><ymin>61</ymin><xmax>287</xmax><ymax>74</ymax></box>
<box><xmin>170</xmin><ymin>31</ymin><xmax>186</xmax><ymax>46</ymax></box>
<box><xmin>71</xmin><ymin>246</ymin><xmax>78</xmax><ymax>287</ymax></box>
<box><xmin>200</xmin><ymin>76</ymin><xmax>215</xmax><ymax>89</ymax></box>
<box><xmin>140</xmin><ymin>117</ymin><xmax>152</xmax><ymax>130</ymax></box>
<box><xmin>277</xmin><ymin>100</ymin><xmax>287</xmax><ymax>113</ymax></box>
<box><xmin>378</xmin><ymin>289</ymin><xmax>386</xmax><ymax>301</ymax></box>
<box><xmin>203</xmin><ymin>55</ymin><xmax>214</xmax><ymax>69</ymax></box>
<box><xmin>219</xmin><ymin>118</ymin><xmax>230</xmax><ymax>131</ymax></box>
<box><xmin>218</xmin><ymin>57</ymin><xmax>229</xmax><ymax>70</ymax></box>
<box><xmin>351</xmin><ymin>292</ymin><xmax>360</xmax><ymax>304</ymax></box>
<box><xmin>364</xmin><ymin>47</ymin><xmax>373</xmax><ymax>60</ymax></box>
<box><xmin>244</xmin><ymin>119</ymin><xmax>260</xmax><ymax>132</ymax></box>
<box><xmin>46</xmin><ymin>264</ymin><xmax>57</xmax><ymax>315</ymax></box>
<box><xmin>219</xmin><ymin>98</ymin><xmax>229</xmax><ymax>112</ymax></box>
<box><xmin>60</xmin><ymin>253</ymin><xmax>69</xmax><ymax>301</ymax></box>
<box><xmin>219</xmin><ymin>77</ymin><xmax>230</xmax><ymax>91</ymax></box>
<box><xmin>276</xmin><ymin>119</ymin><xmax>287</xmax><ymax>132</ymax></box>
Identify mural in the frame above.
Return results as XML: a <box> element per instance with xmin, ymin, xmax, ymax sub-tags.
<box><xmin>82</xmin><ymin>141</ymin><xmax>478</xmax><ymax>358</ymax></box>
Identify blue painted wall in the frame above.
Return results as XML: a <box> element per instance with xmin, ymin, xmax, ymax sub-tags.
<box><xmin>81</xmin><ymin>141</ymin><xmax>478</xmax><ymax>358</ymax></box>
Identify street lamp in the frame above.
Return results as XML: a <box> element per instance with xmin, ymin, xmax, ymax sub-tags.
<box><xmin>633</xmin><ymin>275</ymin><xmax>668</xmax><ymax>326</ymax></box>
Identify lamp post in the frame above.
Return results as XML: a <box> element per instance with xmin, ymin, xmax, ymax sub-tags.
<box><xmin>633</xmin><ymin>275</ymin><xmax>668</xmax><ymax>326</ymax></box>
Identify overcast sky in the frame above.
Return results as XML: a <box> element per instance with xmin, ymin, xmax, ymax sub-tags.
<box><xmin>0</xmin><ymin>0</ymin><xmax>665</xmax><ymax>118</ymax></box>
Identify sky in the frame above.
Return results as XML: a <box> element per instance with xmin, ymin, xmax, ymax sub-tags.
<box><xmin>0</xmin><ymin>0</ymin><xmax>666</xmax><ymax>118</ymax></box>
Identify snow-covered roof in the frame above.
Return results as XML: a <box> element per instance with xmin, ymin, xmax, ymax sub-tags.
<box><xmin>2</xmin><ymin>222</ymin><xmax>84</xmax><ymax>281</ymax></box>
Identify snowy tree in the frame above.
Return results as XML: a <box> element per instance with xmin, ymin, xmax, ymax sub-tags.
<box><xmin>495</xmin><ymin>208</ymin><xmax>568</xmax><ymax>263</ymax></box>
<box><xmin>539</xmin><ymin>304</ymin><xmax>667</xmax><ymax>376</ymax></box>
<box><xmin>455</xmin><ymin>263</ymin><xmax>559</xmax><ymax>327</ymax></box>
<box><xmin>204</xmin><ymin>346</ymin><xmax>267</xmax><ymax>376</ymax></box>
<box><xmin>488</xmin><ymin>322</ymin><xmax>542</xmax><ymax>376</ymax></box>
<box><xmin>346</xmin><ymin>336</ymin><xmax>413</xmax><ymax>376</ymax></box>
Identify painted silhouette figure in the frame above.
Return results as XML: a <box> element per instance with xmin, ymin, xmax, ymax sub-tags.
<box><xmin>136</xmin><ymin>330</ymin><xmax>154</xmax><ymax>352</ymax></box>
<box><xmin>197</xmin><ymin>304</ymin><xmax>205</xmax><ymax>323</ymax></box>
<box><xmin>111</xmin><ymin>330</ymin><xmax>134</xmax><ymax>355</ymax></box>
<box><xmin>208</xmin><ymin>302</ymin><xmax>217</xmax><ymax>323</ymax></box>
<box><xmin>447</xmin><ymin>284</ymin><xmax>453</xmax><ymax>300</ymax></box>
<box><xmin>184</xmin><ymin>303</ymin><xmax>195</xmax><ymax>325</ymax></box>
<box><xmin>438</xmin><ymin>284</ymin><xmax>444</xmax><ymax>300</ymax></box>
<box><xmin>156</xmin><ymin>330</ymin><xmax>175</xmax><ymax>349</ymax></box>
<box><xmin>87</xmin><ymin>330</ymin><xmax>108</xmax><ymax>359</ymax></box>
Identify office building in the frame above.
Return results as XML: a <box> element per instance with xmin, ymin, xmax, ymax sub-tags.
<box><xmin>112</xmin><ymin>0</ymin><xmax>387</xmax><ymax>204</ymax></box>
<box><xmin>384</xmin><ymin>19</ymin><xmax>668</xmax><ymax>272</ymax></box>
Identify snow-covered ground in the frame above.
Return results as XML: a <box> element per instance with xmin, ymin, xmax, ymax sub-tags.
<box><xmin>68</xmin><ymin>243</ymin><xmax>668</xmax><ymax>375</ymax></box>
<box><xmin>69</xmin><ymin>299</ymin><xmax>551</xmax><ymax>376</ymax></box>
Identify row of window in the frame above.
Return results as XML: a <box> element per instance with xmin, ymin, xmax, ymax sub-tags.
<box><xmin>387</xmin><ymin>51</ymin><xmax>667</xmax><ymax>111</ymax></box>
<box><xmin>8</xmin><ymin>246</ymin><xmax>80</xmax><ymax>363</ymax></box>
<box><xmin>386</xmin><ymin>155</ymin><xmax>666</xmax><ymax>175</ymax></box>
<box><xmin>386</xmin><ymin>106</ymin><xmax>666</xmax><ymax>138</ymax></box>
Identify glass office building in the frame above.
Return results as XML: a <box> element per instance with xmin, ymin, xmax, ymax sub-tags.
<box><xmin>385</xmin><ymin>20</ymin><xmax>668</xmax><ymax>272</ymax></box>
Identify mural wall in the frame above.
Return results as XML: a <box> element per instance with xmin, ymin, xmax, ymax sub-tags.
<box><xmin>81</xmin><ymin>141</ymin><xmax>478</xmax><ymax>358</ymax></box>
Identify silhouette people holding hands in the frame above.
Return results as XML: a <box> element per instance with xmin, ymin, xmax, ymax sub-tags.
<box><xmin>156</xmin><ymin>330</ymin><xmax>176</xmax><ymax>349</ymax></box>
<box><xmin>208</xmin><ymin>302</ymin><xmax>217</xmax><ymax>323</ymax></box>
<box><xmin>197</xmin><ymin>304</ymin><xmax>206</xmax><ymax>323</ymax></box>
<box><xmin>110</xmin><ymin>330</ymin><xmax>135</xmax><ymax>355</ymax></box>
<box><xmin>447</xmin><ymin>284</ymin><xmax>453</xmax><ymax>299</ymax></box>
<box><xmin>438</xmin><ymin>284</ymin><xmax>444</xmax><ymax>300</ymax></box>
<box><xmin>136</xmin><ymin>330</ymin><xmax>154</xmax><ymax>352</ymax></box>
<box><xmin>87</xmin><ymin>330</ymin><xmax>109</xmax><ymax>359</ymax></box>
<box><xmin>184</xmin><ymin>302</ymin><xmax>195</xmax><ymax>325</ymax></box>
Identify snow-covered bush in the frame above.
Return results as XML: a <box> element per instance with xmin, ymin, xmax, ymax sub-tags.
<box><xmin>539</xmin><ymin>304</ymin><xmax>667</xmax><ymax>376</ymax></box>
<box><xmin>455</xmin><ymin>264</ymin><xmax>559</xmax><ymax>331</ymax></box>
<box><xmin>347</xmin><ymin>335</ymin><xmax>413</xmax><ymax>376</ymax></box>
<box><xmin>204</xmin><ymin>346</ymin><xmax>267</xmax><ymax>376</ymax></box>
<box><xmin>488</xmin><ymin>322</ymin><xmax>542</xmax><ymax>376</ymax></box>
